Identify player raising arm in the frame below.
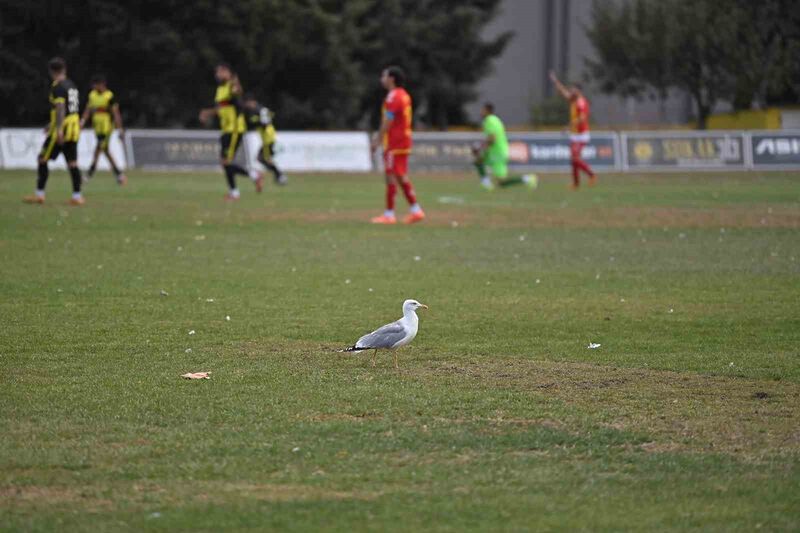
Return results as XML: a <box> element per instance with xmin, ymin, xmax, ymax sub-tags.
<box><xmin>80</xmin><ymin>74</ymin><xmax>127</xmax><ymax>185</ymax></box>
<box><xmin>369</xmin><ymin>66</ymin><xmax>424</xmax><ymax>225</ymax></box>
<box><xmin>550</xmin><ymin>70</ymin><xmax>596</xmax><ymax>189</ymax></box>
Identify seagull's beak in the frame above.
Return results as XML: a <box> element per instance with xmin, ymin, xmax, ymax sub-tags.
<box><xmin>419</xmin><ymin>303</ymin><xmax>428</xmax><ymax>310</ymax></box>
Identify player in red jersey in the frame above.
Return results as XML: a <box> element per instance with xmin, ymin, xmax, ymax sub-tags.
<box><xmin>550</xmin><ymin>70</ymin><xmax>596</xmax><ymax>189</ymax></box>
<box><xmin>369</xmin><ymin>66</ymin><xmax>425</xmax><ymax>224</ymax></box>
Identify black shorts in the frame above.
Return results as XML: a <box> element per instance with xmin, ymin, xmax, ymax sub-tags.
<box><xmin>96</xmin><ymin>133</ymin><xmax>110</xmax><ymax>150</ymax></box>
<box><xmin>39</xmin><ymin>135</ymin><xmax>77</xmax><ymax>163</ymax></box>
<box><xmin>220</xmin><ymin>132</ymin><xmax>242</xmax><ymax>161</ymax></box>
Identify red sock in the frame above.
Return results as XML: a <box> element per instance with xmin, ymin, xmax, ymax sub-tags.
<box><xmin>399</xmin><ymin>179</ymin><xmax>417</xmax><ymax>205</ymax></box>
<box><xmin>575</xmin><ymin>159</ymin><xmax>594</xmax><ymax>178</ymax></box>
<box><xmin>386</xmin><ymin>183</ymin><xmax>397</xmax><ymax>211</ymax></box>
<box><xmin>571</xmin><ymin>162</ymin><xmax>580</xmax><ymax>186</ymax></box>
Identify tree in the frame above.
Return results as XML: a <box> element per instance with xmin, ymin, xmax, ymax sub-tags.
<box><xmin>585</xmin><ymin>0</ymin><xmax>800</xmax><ymax>129</ymax></box>
<box><xmin>0</xmin><ymin>0</ymin><xmax>510</xmax><ymax>129</ymax></box>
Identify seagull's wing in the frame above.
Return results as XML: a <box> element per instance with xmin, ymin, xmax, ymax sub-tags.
<box><xmin>355</xmin><ymin>320</ymin><xmax>407</xmax><ymax>349</ymax></box>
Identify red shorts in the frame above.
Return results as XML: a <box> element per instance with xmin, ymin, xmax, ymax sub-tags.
<box><xmin>383</xmin><ymin>150</ymin><xmax>409</xmax><ymax>176</ymax></box>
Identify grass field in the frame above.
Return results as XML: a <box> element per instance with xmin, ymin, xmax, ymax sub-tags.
<box><xmin>1</xmin><ymin>168</ymin><xmax>799</xmax><ymax>531</ymax></box>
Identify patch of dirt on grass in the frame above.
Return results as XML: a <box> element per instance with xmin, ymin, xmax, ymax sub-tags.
<box><xmin>243</xmin><ymin>205</ymin><xmax>799</xmax><ymax>229</ymax></box>
<box><xmin>0</xmin><ymin>485</ymin><xmax>112</xmax><ymax>510</ymax></box>
<box><xmin>423</xmin><ymin>359</ymin><xmax>800</xmax><ymax>457</ymax></box>
<box><xmin>196</xmin><ymin>482</ymin><xmax>382</xmax><ymax>503</ymax></box>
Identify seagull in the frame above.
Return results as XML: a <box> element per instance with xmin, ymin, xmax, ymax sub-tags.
<box><xmin>341</xmin><ymin>299</ymin><xmax>428</xmax><ymax>368</ymax></box>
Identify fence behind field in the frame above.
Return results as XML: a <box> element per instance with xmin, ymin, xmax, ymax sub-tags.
<box><xmin>1</xmin><ymin>128</ymin><xmax>799</xmax><ymax>173</ymax></box>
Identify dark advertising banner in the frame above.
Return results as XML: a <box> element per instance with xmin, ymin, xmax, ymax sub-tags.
<box><xmin>750</xmin><ymin>132</ymin><xmax>800</xmax><ymax>168</ymax></box>
<box><xmin>411</xmin><ymin>132</ymin><xmax>620</xmax><ymax>172</ymax></box>
<box><xmin>127</xmin><ymin>130</ymin><xmax>247</xmax><ymax>170</ymax></box>
<box><xmin>624</xmin><ymin>132</ymin><xmax>745</xmax><ymax>170</ymax></box>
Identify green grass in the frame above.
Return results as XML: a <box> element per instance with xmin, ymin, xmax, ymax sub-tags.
<box><xmin>1</xmin><ymin>169</ymin><xmax>799</xmax><ymax>531</ymax></box>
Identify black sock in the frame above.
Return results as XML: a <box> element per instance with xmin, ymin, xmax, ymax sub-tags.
<box><xmin>257</xmin><ymin>153</ymin><xmax>281</xmax><ymax>179</ymax></box>
<box><xmin>223</xmin><ymin>165</ymin><xmax>236</xmax><ymax>189</ymax></box>
<box><xmin>88</xmin><ymin>163</ymin><xmax>97</xmax><ymax>177</ymax></box>
<box><xmin>69</xmin><ymin>167</ymin><xmax>82</xmax><ymax>193</ymax></box>
<box><xmin>37</xmin><ymin>162</ymin><xmax>49</xmax><ymax>190</ymax></box>
<box><xmin>108</xmin><ymin>156</ymin><xmax>120</xmax><ymax>176</ymax></box>
<box><xmin>498</xmin><ymin>176</ymin><xmax>524</xmax><ymax>188</ymax></box>
<box><xmin>228</xmin><ymin>163</ymin><xmax>248</xmax><ymax>177</ymax></box>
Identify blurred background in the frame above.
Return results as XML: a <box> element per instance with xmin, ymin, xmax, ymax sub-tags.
<box><xmin>1</xmin><ymin>0</ymin><xmax>798</xmax><ymax>130</ymax></box>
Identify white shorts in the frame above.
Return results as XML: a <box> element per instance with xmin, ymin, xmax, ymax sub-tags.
<box><xmin>570</xmin><ymin>132</ymin><xmax>591</xmax><ymax>143</ymax></box>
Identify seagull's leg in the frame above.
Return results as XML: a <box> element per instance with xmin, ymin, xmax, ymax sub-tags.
<box><xmin>393</xmin><ymin>351</ymin><xmax>398</xmax><ymax>369</ymax></box>
<box><xmin>371</xmin><ymin>349</ymin><xmax>377</xmax><ymax>367</ymax></box>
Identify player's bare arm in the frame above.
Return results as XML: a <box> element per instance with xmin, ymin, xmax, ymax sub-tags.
<box><xmin>199</xmin><ymin>107</ymin><xmax>217</xmax><ymax>124</ymax></box>
<box><xmin>371</xmin><ymin>114</ymin><xmax>391</xmax><ymax>153</ymax></box>
<box><xmin>55</xmin><ymin>102</ymin><xmax>66</xmax><ymax>144</ymax></box>
<box><xmin>549</xmin><ymin>70</ymin><xmax>571</xmax><ymax>101</ymax></box>
<box><xmin>112</xmin><ymin>103</ymin><xmax>124</xmax><ymax>138</ymax></box>
<box><xmin>79</xmin><ymin>104</ymin><xmax>92</xmax><ymax>129</ymax></box>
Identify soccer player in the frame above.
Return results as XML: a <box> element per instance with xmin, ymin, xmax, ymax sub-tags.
<box><xmin>242</xmin><ymin>93</ymin><xmax>287</xmax><ymax>186</ymax></box>
<box><xmin>80</xmin><ymin>74</ymin><xmax>127</xmax><ymax>185</ymax></box>
<box><xmin>23</xmin><ymin>57</ymin><xmax>85</xmax><ymax>206</ymax></box>
<box><xmin>199</xmin><ymin>63</ymin><xmax>262</xmax><ymax>200</ymax></box>
<box><xmin>369</xmin><ymin>66</ymin><xmax>425</xmax><ymax>225</ymax></box>
<box><xmin>472</xmin><ymin>102</ymin><xmax>537</xmax><ymax>191</ymax></box>
<box><xmin>550</xmin><ymin>70</ymin><xmax>596</xmax><ymax>189</ymax></box>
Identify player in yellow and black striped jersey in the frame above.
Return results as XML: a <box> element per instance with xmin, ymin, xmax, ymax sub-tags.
<box><xmin>198</xmin><ymin>63</ymin><xmax>263</xmax><ymax>200</ymax></box>
<box><xmin>243</xmin><ymin>93</ymin><xmax>287</xmax><ymax>186</ymax></box>
<box><xmin>80</xmin><ymin>74</ymin><xmax>127</xmax><ymax>185</ymax></box>
<box><xmin>23</xmin><ymin>57</ymin><xmax>85</xmax><ymax>206</ymax></box>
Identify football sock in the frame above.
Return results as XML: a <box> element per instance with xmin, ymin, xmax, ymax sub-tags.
<box><xmin>409</xmin><ymin>203</ymin><xmax>422</xmax><ymax>214</ymax></box>
<box><xmin>498</xmin><ymin>175</ymin><xmax>525</xmax><ymax>188</ymax></box>
<box><xmin>69</xmin><ymin>167</ymin><xmax>82</xmax><ymax>193</ymax></box>
<box><xmin>399</xmin><ymin>179</ymin><xmax>417</xmax><ymax>205</ymax></box>
<box><xmin>36</xmin><ymin>162</ymin><xmax>49</xmax><ymax>190</ymax></box>
<box><xmin>571</xmin><ymin>162</ymin><xmax>581</xmax><ymax>186</ymax></box>
<box><xmin>88</xmin><ymin>162</ymin><xmax>97</xmax><ymax>177</ymax></box>
<box><xmin>386</xmin><ymin>183</ymin><xmax>397</xmax><ymax>211</ymax></box>
<box><xmin>108</xmin><ymin>157</ymin><xmax>120</xmax><ymax>177</ymax></box>
<box><xmin>229</xmin><ymin>164</ymin><xmax>249</xmax><ymax>177</ymax></box>
<box><xmin>474</xmin><ymin>161</ymin><xmax>486</xmax><ymax>179</ymax></box>
<box><xmin>224</xmin><ymin>165</ymin><xmax>237</xmax><ymax>189</ymax></box>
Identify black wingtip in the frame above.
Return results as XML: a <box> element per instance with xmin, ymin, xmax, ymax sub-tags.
<box><xmin>339</xmin><ymin>345</ymin><xmax>369</xmax><ymax>353</ymax></box>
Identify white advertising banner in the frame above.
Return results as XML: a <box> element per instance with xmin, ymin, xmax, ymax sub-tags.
<box><xmin>243</xmin><ymin>131</ymin><xmax>372</xmax><ymax>172</ymax></box>
<box><xmin>0</xmin><ymin>128</ymin><xmax>126</xmax><ymax>171</ymax></box>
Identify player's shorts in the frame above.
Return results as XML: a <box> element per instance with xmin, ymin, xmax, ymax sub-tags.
<box><xmin>220</xmin><ymin>132</ymin><xmax>243</xmax><ymax>161</ymax></box>
<box><xmin>383</xmin><ymin>150</ymin><xmax>409</xmax><ymax>176</ymax></box>
<box><xmin>96</xmin><ymin>133</ymin><xmax>110</xmax><ymax>151</ymax></box>
<box><xmin>483</xmin><ymin>149</ymin><xmax>509</xmax><ymax>179</ymax></box>
<box><xmin>39</xmin><ymin>134</ymin><xmax>77</xmax><ymax>163</ymax></box>
<box><xmin>570</xmin><ymin>132</ymin><xmax>590</xmax><ymax>143</ymax></box>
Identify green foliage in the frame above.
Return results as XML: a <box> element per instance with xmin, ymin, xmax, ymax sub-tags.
<box><xmin>586</xmin><ymin>0</ymin><xmax>800</xmax><ymax>129</ymax></box>
<box><xmin>530</xmin><ymin>95</ymin><xmax>569</xmax><ymax>127</ymax></box>
<box><xmin>0</xmin><ymin>0</ymin><xmax>510</xmax><ymax>129</ymax></box>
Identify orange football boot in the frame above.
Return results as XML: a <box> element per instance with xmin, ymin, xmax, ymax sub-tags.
<box><xmin>370</xmin><ymin>214</ymin><xmax>397</xmax><ymax>224</ymax></box>
<box><xmin>23</xmin><ymin>195</ymin><xmax>45</xmax><ymax>204</ymax></box>
<box><xmin>403</xmin><ymin>210</ymin><xmax>426</xmax><ymax>224</ymax></box>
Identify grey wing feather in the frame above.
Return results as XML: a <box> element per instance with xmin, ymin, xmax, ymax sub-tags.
<box><xmin>356</xmin><ymin>321</ymin><xmax>407</xmax><ymax>349</ymax></box>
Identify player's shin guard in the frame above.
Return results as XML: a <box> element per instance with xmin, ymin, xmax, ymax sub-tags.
<box><xmin>498</xmin><ymin>176</ymin><xmax>524</xmax><ymax>188</ymax></box>
<box><xmin>386</xmin><ymin>183</ymin><xmax>397</xmax><ymax>211</ymax></box>
<box><xmin>37</xmin><ymin>162</ymin><xmax>49</xmax><ymax>190</ymax></box>
<box><xmin>399</xmin><ymin>179</ymin><xmax>417</xmax><ymax>205</ymax></box>
<box><xmin>69</xmin><ymin>167</ymin><xmax>82</xmax><ymax>193</ymax></box>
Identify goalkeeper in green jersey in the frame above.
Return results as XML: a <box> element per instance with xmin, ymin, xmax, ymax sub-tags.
<box><xmin>472</xmin><ymin>102</ymin><xmax>537</xmax><ymax>191</ymax></box>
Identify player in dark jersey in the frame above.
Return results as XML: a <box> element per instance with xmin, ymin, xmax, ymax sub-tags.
<box><xmin>198</xmin><ymin>63</ymin><xmax>263</xmax><ymax>200</ymax></box>
<box><xmin>242</xmin><ymin>93</ymin><xmax>287</xmax><ymax>186</ymax></box>
<box><xmin>24</xmin><ymin>57</ymin><xmax>85</xmax><ymax>205</ymax></box>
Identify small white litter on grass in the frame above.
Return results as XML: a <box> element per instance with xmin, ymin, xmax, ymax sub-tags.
<box><xmin>414</xmin><ymin>256</ymin><xmax>421</xmax><ymax>261</ymax></box>
<box><xmin>292</xmin><ymin>447</ymin><xmax>301</xmax><ymax>453</ymax></box>
<box><xmin>160</xmin><ymin>290</ymin><xmax>169</xmax><ymax>296</ymax></box>
<box><xmin>194</xmin><ymin>235</ymin><xmax>206</xmax><ymax>241</ymax></box>
<box><xmin>588</xmin><ymin>343</ymin><xmax>601</xmax><ymax>349</ymax></box>
<box><xmin>225</xmin><ymin>315</ymin><xmax>231</xmax><ymax>321</ymax></box>
<box><xmin>184</xmin><ymin>348</ymin><xmax>192</xmax><ymax>353</ymax></box>
<box><xmin>181</xmin><ymin>372</ymin><xmax>210</xmax><ymax>379</ymax></box>
<box><xmin>188</xmin><ymin>330</ymin><xmax>195</xmax><ymax>335</ymax></box>
<box><xmin>205</xmin><ymin>298</ymin><xmax>215</xmax><ymax>302</ymax></box>
<box><xmin>437</xmin><ymin>196</ymin><xmax>464</xmax><ymax>205</ymax></box>
<box><xmin>345</xmin><ymin>279</ymin><xmax>351</xmax><ymax>284</ymax></box>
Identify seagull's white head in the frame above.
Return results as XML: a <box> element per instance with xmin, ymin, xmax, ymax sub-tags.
<box><xmin>403</xmin><ymin>299</ymin><xmax>428</xmax><ymax>314</ymax></box>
